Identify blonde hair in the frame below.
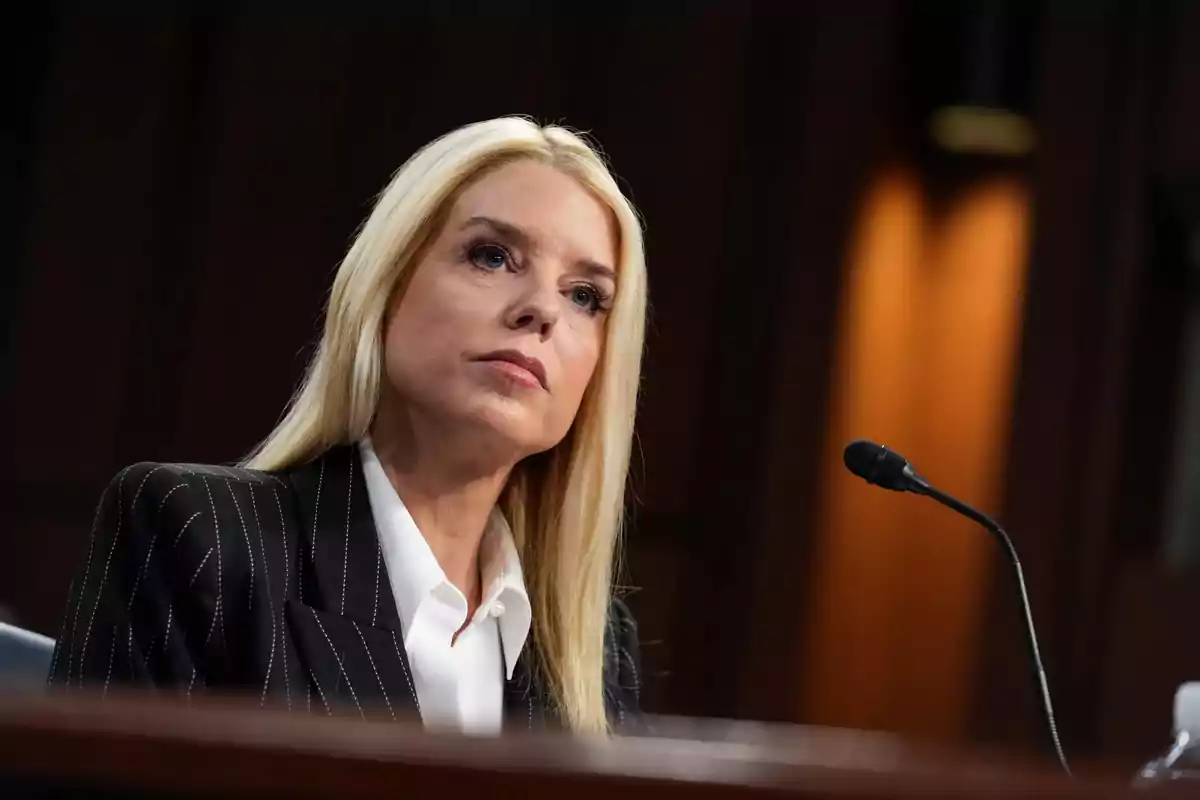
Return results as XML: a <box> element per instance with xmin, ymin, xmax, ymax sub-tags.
<box><xmin>243</xmin><ymin>117</ymin><xmax>647</xmax><ymax>733</ymax></box>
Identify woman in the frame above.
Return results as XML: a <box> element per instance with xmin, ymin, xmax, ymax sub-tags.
<box><xmin>47</xmin><ymin>116</ymin><xmax>646</xmax><ymax>735</ymax></box>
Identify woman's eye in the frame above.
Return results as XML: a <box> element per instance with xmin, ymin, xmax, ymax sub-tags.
<box><xmin>469</xmin><ymin>243</ymin><xmax>511</xmax><ymax>271</ymax></box>
<box><xmin>570</xmin><ymin>286</ymin><xmax>596</xmax><ymax>308</ymax></box>
<box><xmin>569</xmin><ymin>284</ymin><xmax>607</xmax><ymax>314</ymax></box>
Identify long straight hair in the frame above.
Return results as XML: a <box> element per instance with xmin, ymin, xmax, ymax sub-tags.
<box><xmin>243</xmin><ymin>117</ymin><xmax>647</xmax><ymax>733</ymax></box>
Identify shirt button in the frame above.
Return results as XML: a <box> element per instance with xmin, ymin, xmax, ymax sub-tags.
<box><xmin>490</xmin><ymin>601</ymin><xmax>506</xmax><ymax>618</ymax></box>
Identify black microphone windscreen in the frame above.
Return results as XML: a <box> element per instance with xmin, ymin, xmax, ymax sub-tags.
<box><xmin>842</xmin><ymin>440</ymin><xmax>912</xmax><ymax>491</ymax></box>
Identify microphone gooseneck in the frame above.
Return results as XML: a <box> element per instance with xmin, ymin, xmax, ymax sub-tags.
<box><xmin>842</xmin><ymin>440</ymin><xmax>1072</xmax><ymax>778</ymax></box>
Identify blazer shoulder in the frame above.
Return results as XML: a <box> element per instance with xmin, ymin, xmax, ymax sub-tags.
<box><xmin>156</xmin><ymin>461</ymin><xmax>287</xmax><ymax>488</ymax></box>
<box><xmin>100</xmin><ymin>461</ymin><xmax>198</xmax><ymax>509</ymax></box>
<box><xmin>605</xmin><ymin>595</ymin><xmax>641</xmax><ymax>678</ymax></box>
<box><xmin>96</xmin><ymin>461</ymin><xmax>286</xmax><ymax>530</ymax></box>
<box><xmin>609</xmin><ymin>594</ymin><xmax>638</xmax><ymax>637</ymax></box>
<box><xmin>604</xmin><ymin>593</ymin><xmax>643</xmax><ymax>727</ymax></box>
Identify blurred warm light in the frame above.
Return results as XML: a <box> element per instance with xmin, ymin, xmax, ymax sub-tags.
<box><xmin>929</xmin><ymin>106</ymin><xmax>1036</xmax><ymax>157</ymax></box>
<box><xmin>800</xmin><ymin>170</ymin><xmax>925</xmax><ymax>734</ymax></box>
<box><xmin>802</xmin><ymin>167</ymin><xmax>1030</xmax><ymax>742</ymax></box>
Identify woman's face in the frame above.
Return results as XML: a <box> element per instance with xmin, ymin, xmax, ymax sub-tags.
<box><xmin>381</xmin><ymin>159</ymin><xmax>619</xmax><ymax>462</ymax></box>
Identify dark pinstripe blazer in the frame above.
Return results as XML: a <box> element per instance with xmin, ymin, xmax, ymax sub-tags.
<box><xmin>46</xmin><ymin>444</ymin><xmax>643</xmax><ymax>731</ymax></box>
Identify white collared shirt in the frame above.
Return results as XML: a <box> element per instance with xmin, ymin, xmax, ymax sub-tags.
<box><xmin>359</xmin><ymin>438</ymin><xmax>532</xmax><ymax>734</ymax></box>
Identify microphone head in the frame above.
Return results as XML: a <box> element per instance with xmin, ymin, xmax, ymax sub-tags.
<box><xmin>843</xmin><ymin>440</ymin><xmax>916</xmax><ymax>492</ymax></box>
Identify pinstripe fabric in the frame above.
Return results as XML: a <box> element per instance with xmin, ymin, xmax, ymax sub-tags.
<box><xmin>46</xmin><ymin>445</ymin><xmax>643</xmax><ymax>731</ymax></box>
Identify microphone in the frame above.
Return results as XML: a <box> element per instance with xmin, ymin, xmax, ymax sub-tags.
<box><xmin>842</xmin><ymin>439</ymin><xmax>1071</xmax><ymax>777</ymax></box>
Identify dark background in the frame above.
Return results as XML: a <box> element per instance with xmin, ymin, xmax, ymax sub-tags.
<box><xmin>4</xmin><ymin>0</ymin><xmax>1199</xmax><ymax>774</ymax></box>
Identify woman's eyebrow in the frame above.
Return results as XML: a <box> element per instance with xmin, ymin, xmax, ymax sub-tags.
<box><xmin>461</xmin><ymin>216</ymin><xmax>535</xmax><ymax>252</ymax></box>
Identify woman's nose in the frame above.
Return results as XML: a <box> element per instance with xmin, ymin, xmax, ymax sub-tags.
<box><xmin>504</xmin><ymin>280</ymin><xmax>561</xmax><ymax>338</ymax></box>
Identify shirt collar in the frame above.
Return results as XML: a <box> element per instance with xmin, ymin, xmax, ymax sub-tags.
<box><xmin>358</xmin><ymin>438</ymin><xmax>532</xmax><ymax>679</ymax></box>
<box><xmin>478</xmin><ymin>508</ymin><xmax>533</xmax><ymax>678</ymax></box>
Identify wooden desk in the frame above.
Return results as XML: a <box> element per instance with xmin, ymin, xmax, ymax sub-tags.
<box><xmin>0</xmin><ymin>690</ymin><xmax>1164</xmax><ymax>798</ymax></box>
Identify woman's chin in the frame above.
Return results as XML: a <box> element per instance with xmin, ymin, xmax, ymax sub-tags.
<box><xmin>456</xmin><ymin>400</ymin><xmax>555</xmax><ymax>455</ymax></box>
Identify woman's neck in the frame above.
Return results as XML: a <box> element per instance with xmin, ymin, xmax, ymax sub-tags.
<box><xmin>369</xmin><ymin>413</ymin><xmax>514</xmax><ymax>607</ymax></box>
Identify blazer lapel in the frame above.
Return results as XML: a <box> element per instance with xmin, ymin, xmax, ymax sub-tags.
<box><xmin>502</xmin><ymin>641</ymin><xmax>554</xmax><ymax>731</ymax></box>
<box><xmin>284</xmin><ymin>444</ymin><xmax>559</xmax><ymax>731</ymax></box>
<box><xmin>501</xmin><ymin>614</ymin><xmax>628</xmax><ymax>732</ymax></box>
<box><xmin>285</xmin><ymin>444</ymin><xmax>421</xmax><ymax>721</ymax></box>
